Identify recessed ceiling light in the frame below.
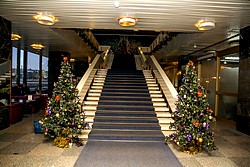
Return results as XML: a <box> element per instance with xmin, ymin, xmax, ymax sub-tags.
<box><xmin>33</xmin><ymin>12</ymin><xmax>58</xmax><ymax>26</ymax></box>
<box><xmin>31</xmin><ymin>43</ymin><xmax>45</xmax><ymax>50</ymax></box>
<box><xmin>195</xmin><ymin>20</ymin><xmax>215</xmax><ymax>31</ymax></box>
<box><xmin>114</xmin><ymin>1</ymin><xmax>119</xmax><ymax>8</ymax></box>
<box><xmin>118</xmin><ymin>16</ymin><xmax>138</xmax><ymax>27</ymax></box>
<box><xmin>11</xmin><ymin>34</ymin><xmax>22</xmax><ymax>41</ymax></box>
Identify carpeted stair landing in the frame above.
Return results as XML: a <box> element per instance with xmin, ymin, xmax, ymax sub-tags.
<box><xmin>74</xmin><ymin>141</ymin><xmax>182</xmax><ymax>167</ymax></box>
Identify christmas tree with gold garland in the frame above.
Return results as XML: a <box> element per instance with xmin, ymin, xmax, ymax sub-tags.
<box><xmin>167</xmin><ymin>61</ymin><xmax>217</xmax><ymax>154</ymax></box>
<box><xmin>40</xmin><ymin>57</ymin><xmax>86</xmax><ymax>148</ymax></box>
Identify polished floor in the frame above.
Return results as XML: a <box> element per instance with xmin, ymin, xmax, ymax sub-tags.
<box><xmin>0</xmin><ymin>111</ymin><xmax>249</xmax><ymax>167</ymax></box>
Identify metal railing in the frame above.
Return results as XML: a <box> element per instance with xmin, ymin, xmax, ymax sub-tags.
<box><xmin>76</xmin><ymin>48</ymin><xmax>112</xmax><ymax>102</ymax></box>
<box><xmin>147</xmin><ymin>55</ymin><xmax>178</xmax><ymax>113</ymax></box>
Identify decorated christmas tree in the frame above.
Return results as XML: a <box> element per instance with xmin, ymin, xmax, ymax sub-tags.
<box><xmin>167</xmin><ymin>61</ymin><xmax>216</xmax><ymax>154</ymax></box>
<box><xmin>40</xmin><ymin>57</ymin><xmax>86</xmax><ymax>148</ymax></box>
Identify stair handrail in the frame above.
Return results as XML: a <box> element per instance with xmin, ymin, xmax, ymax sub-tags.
<box><xmin>76</xmin><ymin>54</ymin><xmax>104</xmax><ymax>101</ymax></box>
<box><xmin>148</xmin><ymin>55</ymin><xmax>178</xmax><ymax>112</ymax></box>
<box><xmin>100</xmin><ymin>46</ymin><xmax>113</xmax><ymax>69</ymax></box>
<box><xmin>0</xmin><ymin>60</ymin><xmax>10</xmax><ymax>76</ymax></box>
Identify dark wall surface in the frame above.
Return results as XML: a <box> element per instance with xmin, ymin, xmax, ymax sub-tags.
<box><xmin>237</xmin><ymin>26</ymin><xmax>250</xmax><ymax>135</ymax></box>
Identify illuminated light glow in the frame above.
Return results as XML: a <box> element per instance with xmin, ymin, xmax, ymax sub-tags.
<box><xmin>33</xmin><ymin>12</ymin><xmax>58</xmax><ymax>26</ymax></box>
<box><xmin>11</xmin><ymin>34</ymin><xmax>22</xmax><ymax>41</ymax></box>
<box><xmin>31</xmin><ymin>43</ymin><xmax>45</xmax><ymax>50</ymax></box>
<box><xmin>224</xmin><ymin>56</ymin><xmax>239</xmax><ymax>60</ymax></box>
<box><xmin>114</xmin><ymin>1</ymin><xmax>119</xmax><ymax>8</ymax></box>
<box><xmin>195</xmin><ymin>20</ymin><xmax>215</xmax><ymax>31</ymax></box>
<box><xmin>118</xmin><ymin>17</ymin><xmax>138</xmax><ymax>27</ymax></box>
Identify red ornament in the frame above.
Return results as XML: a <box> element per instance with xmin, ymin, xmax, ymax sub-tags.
<box><xmin>197</xmin><ymin>91</ymin><xmax>202</xmax><ymax>97</ymax></box>
<box><xmin>63</xmin><ymin>57</ymin><xmax>68</xmax><ymax>62</ymax></box>
<box><xmin>56</xmin><ymin>95</ymin><xmax>61</xmax><ymax>101</ymax></box>
<box><xmin>45</xmin><ymin>110</ymin><xmax>48</xmax><ymax>115</ymax></box>
<box><xmin>187</xmin><ymin>61</ymin><xmax>194</xmax><ymax>67</ymax></box>
<box><xmin>193</xmin><ymin>121</ymin><xmax>199</xmax><ymax>127</ymax></box>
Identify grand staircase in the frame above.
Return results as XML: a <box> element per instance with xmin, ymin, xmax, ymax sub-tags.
<box><xmin>82</xmin><ymin>68</ymin><xmax>173</xmax><ymax>142</ymax></box>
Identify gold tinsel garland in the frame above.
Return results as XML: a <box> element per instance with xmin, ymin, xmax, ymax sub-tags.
<box><xmin>54</xmin><ymin>136</ymin><xmax>70</xmax><ymax>148</ymax></box>
<box><xmin>179</xmin><ymin>139</ymin><xmax>203</xmax><ymax>154</ymax></box>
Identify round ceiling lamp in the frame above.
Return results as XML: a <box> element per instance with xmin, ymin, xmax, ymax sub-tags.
<box><xmin>195</xmin><ymin>20</ymin><xmax>215</xmax><ymax>31</ymax></box>
<box><xmin>118</xmin><ymin>16</ymin><xmax>138</xmax><ymax>27</ymax></box>
<box><xmin>11</xmin><ymin>34</ymin><xmax>22</xmax><ymax>41</ymax></box>
<box><xmin>31</xmin><ymin>43</ymin><xmax>45</xmax><ymax>50</ymax></box>
<box><xmin>33</xmin><ymin>12</ymin><xmax>58</xmax><ymax>26</ymax></box>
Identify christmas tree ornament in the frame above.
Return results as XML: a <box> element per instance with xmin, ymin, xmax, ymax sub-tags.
<box><xmin>197</xmin><ymin>91</ymin><xmax>202</xmax><ymax>97</ymax></box>
<box><xmin>56</xmin><ymin>95</ymin><xmax>61</xmax><ymax>101</ymax></box>
<box><xmin>198</xmin><ymin>138</ymin><xmax>203</xmax><ymax>143</ymax></box>
<box><xmin>56</xmin><ymin>113</ymin><xmax>60</xmax><ymax>117</ymax></box>
<box><xmin>63</xmin><ymin>56</ymin><xmax>68</xmax><ymax>62</ymax></box>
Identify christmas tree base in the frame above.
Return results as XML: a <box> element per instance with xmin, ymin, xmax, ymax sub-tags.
<box><xmin>179</xmin><ymin>140</ymin><xmax>203</xmax><ymax>154</ymax></box>
<box><xmin>54</xmin><ymin>137</ymin><xmax>70</xmax><ymax>148</ymax></box>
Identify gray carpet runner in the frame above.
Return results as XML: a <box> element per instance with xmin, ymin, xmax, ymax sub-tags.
<box><xmin>88</xmin><ymin>70</ymin><xmax>164</xmax><ymax>141</ymax></box>
<box><xmin>74</xmin><ymin>70</ymin><xmax>182</xmax><ymax>166</ymax></box>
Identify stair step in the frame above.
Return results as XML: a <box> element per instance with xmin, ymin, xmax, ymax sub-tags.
<box><xmin>94</xmin><ymin>116</ymin><xmax>159</xmax><ymax>123</ymax></box>
<box><xmin>98</xmin><ymin>100</ymin><xmax>153</xmax><ymax>106</ymax></box>
<box><xmin>92</xmin><ymin>122</ymin><xmax>161</xmax><ymax>130</ymax></box>
<box><xmin>88</xmin><ymin>129</ymin><xmax>165</xmax><ymax>141</ymax></box>
<box><xmin>154</xmin><ymin>107</ymin><xmax>169</xmax><ymax>111</ymax></box>
<box><xmin>84</xmin><ymin>110</ymin><xmax>96</xmax><ymax>116</ymax></box>
<box><xmin>95</xmin><ymin>110</ymin><xmax>156</xmax><ymax>117</ymax></box>
<box><xmin>102</xmin><ymin>89</ymin><xmax>149</xmax><ymax>94</ymax></box>
<box><xmin>149</xmin><ymin>90</ymin><xmax>161</xmax><ymax>94</ymax></box>
<box><xmin>88</xmin><ymin>93</ymin><xmax>101</xmax><ymax>97</ymax></box>
<box><xmin>104</xmin><ymin>81</ymin><xmax>147</xmax><ymax>84</ymax></box>
<box><xmin>83</xmin><ymin>106</ymin><xmax>97</xmax><ymax>110</ymax></box>
<box><xmin>148</xmin><ymin>87</ymin><xmax>159</xmax><ymax>90</ymax></box>
<box><xmin>99</xmin><ymin>96</ymin><xmax>152</xmax><ymax>101</ymax></box>
<box><xmin>84</xmin><ymin>101</ymin><xmax>98</xmax><ymax>105</ymax></box>
<box><xmin>103</xmin><ymin>85</ymin><xmax>148</xmax><ymax>89</ymax></box>
<box><xmin>91</xmin><ymin>86</ymin><xmax>104</xmax><ymax>89</ymax></box>
<box><xmin>86</xmin><ymin>97</ymin><xmax>99</xmax><ymax>101</ymax></box>
<box><xmin>156</xmin><ymin>112</ymin><xmax>171</xmax><ymax>117</ymax></box>
<box><xmin>93</xmin><ymin>82</ymin><xmax>104</xmax><ymax>86</ymax></box>
<box><xmin>101</xmin><ymin>92</ymin><xmax>150</xmax><ymax>97</ymax></box>
<box><xmin>157</xmin><ymin>118</ymin><xmax>174</xmax><ymax>124</ymax></box>
<box><xmin>89</xmin><ymin>89</ymin><xmax>102</xmax><ymax>93</ymax></box>
<box><xmin>153</xmin><ymin>102</ymin><xmax>167</xmax><ymax>107</ymax></box>
<box><xmin>151</xmin><ymin>98</ymin><xmax>165</xmax><ymax>102</ymax></box>
<box><xmin>150</xmin><ymin>94</ymin><xmax>163</xmax><ymax>98</ymax></box>
<box><xmin>97</xmin><ymin>105</ymin><xmax>154</xmax><ymax>111</ymax></box>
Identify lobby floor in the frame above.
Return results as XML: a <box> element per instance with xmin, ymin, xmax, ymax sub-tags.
<box><xmin>0</xmin><ymin>111</ymin><xmax>249</xmax><ymax>167</ymax></box>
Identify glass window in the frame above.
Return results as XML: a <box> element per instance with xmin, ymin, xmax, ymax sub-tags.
<box><xmin>218</xmin><ymin>53</ymin><xmax>239</xmax><ymax>120</ymax></box>
<box><xmin>11</xmin><ymin>47</ymin><xmax>17</xmax><ymax>84</ymax></box>
<box><xmin>27</xmin><ymin>51</ymin><xmax>39</xmax><ymax>93</ymax></box>
<box><xmin>42</xmin><ymin>56</ymin><xmax>48</xmax><ymax>93</ymax></box>
<box><xmin>200</xmin><ymin>59</ymin><xmax>216</xmax><ymax>111</ymax></box>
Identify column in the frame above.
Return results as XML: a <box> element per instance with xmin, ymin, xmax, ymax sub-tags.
<box><xmin>237</xmin><ymin>26</ymin><xmax>250</xmax><ymax>135</ymax></box>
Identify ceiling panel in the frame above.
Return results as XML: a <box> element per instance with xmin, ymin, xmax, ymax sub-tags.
<box><xmin>0</xmin><ymin>0</ymin><xmax>249</xmax><ymax>61</ymax></box>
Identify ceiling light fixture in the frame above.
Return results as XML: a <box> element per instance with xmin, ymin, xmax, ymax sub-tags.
<box><xmin>33</xmin><ymin>12</ymin><xmax>58</xmax><ymax>26</ymax></box>
<box><xmin>118</xmin><ymin>16</ymin><xmax>138</xmax><ymax>27</ymax></box>
<box><xmin>31</xmin><ymin>43</ymin><xmax>45</xmax><ymax>50</ymax></box>
<box><xmin>195</xmin><ymin>20</ymin><xmax>215</xmax><ymax>31</ymax></box>
<box><xmin>11</xmin><ymin>34</ymin><xmax>22</xmax><ymax>41</ymax></box>
<box><xmin>114</xmin><ymin>1</ymin><xmax>120</xmax><ymax>8</ymax></box>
